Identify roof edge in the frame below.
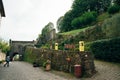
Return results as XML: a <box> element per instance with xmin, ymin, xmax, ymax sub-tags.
<box><xmin>0</xmin><ymin>0</ymin><xmax>5</xmax><ymax>17</ymax></box>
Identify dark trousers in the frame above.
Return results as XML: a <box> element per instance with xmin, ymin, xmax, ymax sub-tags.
<box><xmin>4</xmin><ymin>61</ymin><xmax>9</xmax><ymax>67</ymax></box>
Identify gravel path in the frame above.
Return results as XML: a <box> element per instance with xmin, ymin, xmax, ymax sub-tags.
<box><xmin>0</xmin><ymin>61</ymin><xmax>120</xmax><ymax>80</ymax></box>
<box><xmin>0</xmin><ymin>61</ymin><xmax>67</xmax><ymax>80</ymax></box>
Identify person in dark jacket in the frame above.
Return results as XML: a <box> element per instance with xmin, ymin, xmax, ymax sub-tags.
<box><xmin>4</xmin><ymin>56</ymin><xmax>10</xmax><ymax>67</ymax></box>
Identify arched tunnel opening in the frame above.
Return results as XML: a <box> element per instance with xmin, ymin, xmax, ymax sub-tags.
<box><xmin>10</xmin><ymin>52</ymin><xmax>23</xmax><ymax>61</ymax></box>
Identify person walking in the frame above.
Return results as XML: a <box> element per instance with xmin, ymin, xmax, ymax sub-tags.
<box><xmin>4</xmin><ymin>56</ymin><xmax>10</xmax><ymax>67</ymax></box>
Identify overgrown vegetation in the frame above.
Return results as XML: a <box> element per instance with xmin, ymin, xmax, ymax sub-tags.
<box><xmin>102</xmin><ymin>13</ymin><xmax>120</xmax><ymax>38</ymax></box>
<box><xmin>108</xmin><ymin>4</ymin><xmax>120</xmax><ymax>14</ymax></box>
<box><xmin>114</xmin><ymin>0</ymin><xmax>120</xmax><ymax>6</ymax></box>
<box><xmin>90</xmin><ymin>37</ymin><xmax>120</xmax><ymax>63</ymax></box>
<box><xmin>34</xmin><ymin>0</ymin><xmax>120</xmax><ymax>63</ymax></box>
<box><xmin>56</xmin><ymin>12</ymin><xmax>120</xmax><ymax>63</ymax></box>
<box><xmin>71</xmin><ymin>11</ymin><xmax>97</xmax><ymax>29</ymax></box>
<box><xmin>24</xmin><ymin>47</ymin><xmax>95</xmax><ymax>77</ymax></box>
<box><xmin>58</xmin><ymin>27</ymin><xmax>89</xmax><ymax>36</ymax></box>
<box><xmin>97</xmin><ymin>13</ymin><xmax>110</xmax><ymax>22</ymax></box>
<box><xmin>57</xmin><ymin>0</ymin><xmax>111</xmax><ymax>32</ymax></box>
<box><xmin>0</xmin><ymin>39</ymin><xmax>10</xmax><ymax>53</ymax></box>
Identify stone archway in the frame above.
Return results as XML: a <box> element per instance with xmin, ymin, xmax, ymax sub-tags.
<box><xmin>10</xmin><ymin>52</ymin><xmax>23</xmax><ymax>61</ymax></box>
<box><xmin>9</xmin><ymin>40</ymin><xmax>35</xmax><ymax>61</ymax></box>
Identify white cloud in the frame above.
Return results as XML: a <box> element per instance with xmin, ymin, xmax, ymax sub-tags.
<box><xmin>0</xmin><ymin>0</ymin><xmax>72</xmax><ymax>41</ymax></box>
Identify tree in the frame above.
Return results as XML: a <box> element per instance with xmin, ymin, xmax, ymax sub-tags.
<box><xmin>61</xmin><ymin>0</ymin><xmax>111</xmax><ymax>32</ymax></box>
<box><xmin>61</xmin><ymin>10</ymin><xmax>75</xmax><ymax>32</ymax></box>
<box><xmin>108</xmin><ymin>4</ymin><xmax>120</xmax><ymax>14</ymax></box>
<box><xmin>0</xmin><ymin>39</ymin><xmax>10</xmax><ymax>53</ymax></box>
<box><xmin>71</xmin><ymin>11</ymin><xmax>97</xmax><ymax>29</ymax></box>
<box><xmin>72</xmin><ymin>0</ymin><xmax>111</xmax><ymax>14</ymax></box>
<box><xmin>114</xmin><ymin>0</ymin><xmax>120</xmax><ymax>5</ymax></box>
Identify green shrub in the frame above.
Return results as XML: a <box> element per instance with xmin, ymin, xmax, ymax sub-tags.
<box><xmin>81</xmin><ymin>11</ymin><xmax>97</xmax><ymax>25</ymax></box>
<box><xmin>85</xmin><ymin>42</ymin><xmax>92</xmax><ymax>51</ymax></box>
<box><xmin>102</xmin><ymin>13</ymin><xmax>120</xmax><ymax>38</ymax></box>
<box><xmin>71</xmin><ymin>11</ymin><xmax>97</xmax><ymax>29</ymax></box>
<box><xmin>24</xmin><ymin>48</ymin><xmax>35</xmax><ymax>63</ymax></box>
<box><xmin>108</xmin><ymin>4</ymin><xmax>120</xmax><ymax>14</ymax></box>
<box><xmin>90</xmin><ymin>37</ymin><xmax>120</xmax><ymax>63</ymax></box>
<box><xmin>71</xmin><ymin>18</ymin><xmax>82</xmax><ymax>29</ymax></box>
<box><xmin>43</xmin><ymin>62</ymin><xmax>47</xmax><ymax>68</ymax></box>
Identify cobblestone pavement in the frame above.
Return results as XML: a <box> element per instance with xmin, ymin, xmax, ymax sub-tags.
<box><xmin>0</xmin><ymin>61</ymin><xmax>68</xmax><ymax>80</ymax></box>
<box><xmin>0</xmin><ymin>61</ymin><xmax>120</xmax><ymax>80</ymax></box>
<box><xmin>82</xmin><ymin>60</ymin><xmax>120</xmax><ymax>80</ymax></box>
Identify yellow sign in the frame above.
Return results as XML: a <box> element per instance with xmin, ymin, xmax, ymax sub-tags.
<box><xmin>79</xmin><ymin>41</ymin><xmax>84</xmax><ymax>51</ymax></box>
<box><xmin>55</xmin><ymin>43</ymin><xmax>58</xmax><ymax>50</ymax></box>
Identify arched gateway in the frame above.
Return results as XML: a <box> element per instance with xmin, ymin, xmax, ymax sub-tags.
<box><xmin>9</xmin><ymin>39</ymin><xmax>35</xmax><ymax>61</ymax></box>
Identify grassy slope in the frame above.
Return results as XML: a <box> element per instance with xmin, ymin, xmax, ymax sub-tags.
<box><xmin>97</xmin><ymin>13</ymin><xmax>110</xmax><ymax>22</ymax></box>
<box><xmin>58</xmin><ymin>27</ymin><xmax>89</xmax><ymax>36</ymax></box>
<box><xmin>58</xmin><ymin>12</ymin><xmax>110</xmax><ymax>37</ymax></box>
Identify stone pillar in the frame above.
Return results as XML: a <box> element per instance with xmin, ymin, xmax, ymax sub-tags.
<box><xmin>80</xmin><ymin>52</ymin><xmax>96</xmax><ymax>77</ymax></box>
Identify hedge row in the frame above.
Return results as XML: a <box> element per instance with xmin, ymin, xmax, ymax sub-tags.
<box><xmin>90</xmin><ymin>37</ymin><xmax>120</xmax><ymax>63</ymax></box>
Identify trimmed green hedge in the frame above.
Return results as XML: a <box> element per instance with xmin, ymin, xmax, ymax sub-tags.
<box><xmin>90</xmin><ymin>37</ymin><xmax>120</xmax><ymax>63</ymax></box>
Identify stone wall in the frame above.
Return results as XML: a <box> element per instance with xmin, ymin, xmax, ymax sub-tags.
<box><xmin>9</xmin><ymin>40</ymin><xmax>35</xmax><ymax>60</ymax></box>
<box><xmin>24</xmin><ymin>47</ymin><xmax>96</xmax><ymax>77</ymax></box>
<box><xmin>0</xmin><ymin>51</ymin><xmax>6</xmax><ymax>61</ymax></box>
<box><xmin>10</xmin><ymin>40</ymin><xmax>35</xmax><ymax>52</ymax></box>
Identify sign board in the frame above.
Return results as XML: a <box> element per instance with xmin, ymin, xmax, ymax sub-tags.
<box><xmin>79</xmin><ymin>41</ymin><xmax>84</xmax><ymax>51</ymax></box>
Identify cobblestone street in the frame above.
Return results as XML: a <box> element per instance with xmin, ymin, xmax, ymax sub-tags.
<box><xmin>0</xmin><ymin>61</ymin><xmax>68</xmax><ymax>80</ymax></box>
<box><xmin>0</xmin><ymin>61</ymin><xmax>120</xmax><ymax>80</ymax></box>
<box><xmin>83</xmin><ymin>60</ymin><xmax>120</xmax><ymax>80</ymax></box>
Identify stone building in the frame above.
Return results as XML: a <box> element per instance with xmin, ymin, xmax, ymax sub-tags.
<box><xmin>43</xmin><ymin>22</ymin><xmax>56</xmax><ymax>41</ymax></box>
<box><xmin>35</xmin><ymin>22</ymin><xmax>56</xmax><ymax>47</ymax></box>
<box><xmin>47</xmin><ymin>29</ymin><xmax>56</xmax><ymax>41</ymax></box>
<box><xmin>9</xmin><ymin>39</ymin><xmax>35</xmax><ymax>60</ymax></box>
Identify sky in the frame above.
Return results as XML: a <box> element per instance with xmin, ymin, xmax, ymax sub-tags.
<box><xmin>0</xmin><ymin>0</ymin><xmax>73</xmax><ymax>41</ymax></box>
